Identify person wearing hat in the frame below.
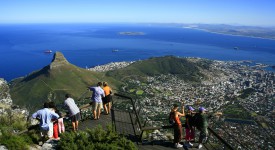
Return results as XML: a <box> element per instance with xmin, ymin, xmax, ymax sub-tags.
<box><xmin>185</xmin><ymin>106</ymin><xmax>195</xmax><ymax>147</ymax></box>
<box><xmin>169</xmin><ymin>103</ymin><xmax>185</xmax><ymax>148</ymax></box>
<box><xmin>197</xmin><ymin>106</ymin><xmax>208</xmax><ymax>149</ymax></box>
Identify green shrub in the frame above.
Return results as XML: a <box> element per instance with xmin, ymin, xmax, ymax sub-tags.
<box><xmin>0</xmin><ymin>130</ymin><xmax>31</xmax><ymax>150</ymax></box>
<box><xmin>58</xmin><ymin>125</ymin><xmax>137</xmax><ymax>150</ymax></box>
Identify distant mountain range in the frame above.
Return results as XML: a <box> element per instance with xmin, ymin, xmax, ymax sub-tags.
<box><xmin>9</xmin><ymin>52</ymin><xmax>213</xmax><ymax>111</ymax></box>
<box><xmin>182</xmin><ymin>24</ymin><xmax>275</xmax><ymax>39</ymax></box>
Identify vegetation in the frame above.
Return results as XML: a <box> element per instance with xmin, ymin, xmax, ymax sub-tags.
<box><xmin>57</xmin><ymin>125</ymin><xmax>137</xmax><ymax>150</ymax></box>
<box><xmin>9</xmin><ymin>52</ymin><xmax>121</xmax><ymax>111</ymax></box>
<box><xmin>0</xmin><ymin>111</ymin><xmax>136</xmax><ymax>149</ymax></box>
<box><xmin>106</xmin><ymin>56</ymin><xmax>210</xmax><ymax>83</ymax></box>
<box><xmin>0</xmin><ymin>111</ymin><xmax>37</xmax><ymax>150</ymax></box>
<box><xmin>239</xmin><ymin>88</ymin><xmax>255</xmax><ymax>99</ymax></box>
<box><xmin>223</xmin><ymin>104</ymin><xmax>252</xmax><ymax>120</ymax></box>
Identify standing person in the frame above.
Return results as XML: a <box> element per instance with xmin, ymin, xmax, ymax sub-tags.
<box><xmin>102</xmin><ymin>82</ymin><xmax>112</xmax><ymax>115</ymax></box>
<box><xmin>64</xmin><ymin>94</ymin><xmax>81</xmax><ymax>132</ymax></box>
<box><xmin>32</xmin><ymin>102</ymin><xmax>59</xmax><ymax>142</ymax></box>
<box><xmin>57</xmin><ymin>111</ymin><xmax>65</xmax><ymax>134</ymax></box>
<box><xmin>88</xmin><ymin>82</ymin><xmax>105</xmax><ymax>120</ymax></box>
<box><xmin>197</xmin><ymin>106</ymin><xmax>208</xmax><ymax>149</ymax></box>
<box><xmin>185</xmin><ymin>106</ymin><xmax>195</xmax><ymax>147</ymax></box>
<box><xmin>169</xmin><ymin>103</ymin><xmax>185</xmax><ymax>148</ymax></box>
<box><xmin>49</xmin><ymin>102</ymin><xmax>59</xmax><ymax>139</ymax></box>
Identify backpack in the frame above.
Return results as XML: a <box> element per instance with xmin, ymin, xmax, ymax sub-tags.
<box><xmin>169</xmin><ymin>112</ymin><xmax>175</xmax><ymax>125</ymax></box>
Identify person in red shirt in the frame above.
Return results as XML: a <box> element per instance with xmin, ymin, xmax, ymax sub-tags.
<box><xmin>169</xmin><ymin>103</ymin><xmax>185</xmax><ymax>148</ymax></box>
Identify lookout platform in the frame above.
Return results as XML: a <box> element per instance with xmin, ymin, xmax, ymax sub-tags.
<box><xmin>78</xmin><ymin>110</ymin><xmax>206</xmax><ymax>150</ymax></box>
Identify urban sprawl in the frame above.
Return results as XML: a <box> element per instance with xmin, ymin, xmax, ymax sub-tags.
<box><xmin>89</xmin><ymin>58</ymin><xmax>275</xmax><ymax>150</ymax></box>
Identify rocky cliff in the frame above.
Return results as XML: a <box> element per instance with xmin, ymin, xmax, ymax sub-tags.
<box><xmin>0</xmin><ymin>78</ymin><xmax>28</xmax><ymax>116</ymax></box>
<box><xmin>0</xmin><ymin>78</ymin><xmax>12</xmax><ymax>114</ymax></box>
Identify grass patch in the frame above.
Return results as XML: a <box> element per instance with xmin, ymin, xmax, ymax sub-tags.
<box><xmin>129</xmin><ymin>89</ymin><xmax>136</xmax><ymax>93</ymax></box>
<box><xmin>251</xmin><ymin>112</ymin><xmax>257</xmax><ymax>117</ymax></box>
<box><xmin>136</xmin><ymin>90</ymin><xmax>144</xmax><ymax>95</ymax></box>
<box><xmin>141</xmin><ymin>83</ymin><xmax>147</xmax><ymax>86</ymax></box>
<box><xmin>223</xmin><ymin>104</ymin><xmax>252</xmax><ymax>119</ymax></box>
<box><xmin>261</xmin><ymin>123</ymin><xmax>268</xmax><ymax>129</ymax></box>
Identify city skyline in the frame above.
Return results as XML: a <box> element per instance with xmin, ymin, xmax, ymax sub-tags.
<box><xmin>1</xmin><ymin>0</ymin><xmax>275</xmax><ymax>26</ymax></box>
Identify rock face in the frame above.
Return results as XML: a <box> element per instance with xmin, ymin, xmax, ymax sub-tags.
<box><xmin>0</xmin><ymin>78</ymin><xmax>12</xmax><ymax>113</ymax></box>
<box><xmin>0</xmin><ymin>78</ymin><xmax>28</xmax><ymax>116</ymax></box>
<box><xmin>49</xmin><ymin>52</ymin><xmax>69</xmax><ymax>69</ymax></box>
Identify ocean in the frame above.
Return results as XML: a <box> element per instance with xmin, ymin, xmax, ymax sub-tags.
<box><xmin>1</xmin><ymin>23</ymin><xmax>275</xmax><ymax>81</ymax></box>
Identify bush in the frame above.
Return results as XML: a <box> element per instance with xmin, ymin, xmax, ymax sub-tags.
<box><xmin>0</xmin><ymin>129</ymin><xmax>32</xmax><ymax>150</ymax></box>
<box><xmin>58</xmin><ymin>125</ymin><xmax>137</xmax><ymax>150</ymax></box>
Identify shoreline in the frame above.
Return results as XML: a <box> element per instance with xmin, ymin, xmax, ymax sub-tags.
<box><xmin>183</xmin><ymin>27</ymin><xmax>275</xmax><ymax>41</ymax></box>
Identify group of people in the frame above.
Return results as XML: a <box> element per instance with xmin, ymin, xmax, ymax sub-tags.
<box><xmin>170</xmin><ymin>103</ymin><xmax>208</xmax><ymax>149</ymax></box>
<box><xmin>32</xmin><ymin>100</ymin><xmax>66</xmax><ymax>141</ymax></box>
<box><xmin>32</xmin><ymin>94</ymin><xmax>80</xmax><ymax>141</ymax></box>
<box><xmin>88</xmin><ymin>81</ymin><xmax>112</xmax><ymax>120</ymax></box>
<box><xmin>32</xmin><ymin>82</ymin><xmax>112</xmax><ymax>141</ymax></box>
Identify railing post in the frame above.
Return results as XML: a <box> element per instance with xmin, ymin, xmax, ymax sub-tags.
<box><xmin>111</xmin><ymin>108</ymin><xmax>116</xmax><ymax>132</ymax></box>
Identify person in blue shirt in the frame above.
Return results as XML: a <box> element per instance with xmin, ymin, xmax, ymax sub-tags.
<box><xmin>32</xmin><ymin>102</ymin><xmax>59</xmax><ymax>140</ymax></box>
<box><xmin>88</xmin><ymin>82</ymin><xmax>105</xmax><ymax>120</ymax></box>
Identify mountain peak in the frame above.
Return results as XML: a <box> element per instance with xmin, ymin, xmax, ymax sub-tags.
<box><xmin>50</xmin><ymin>52</ymin><xmax>69</xmax><ymax>69</ymax></box>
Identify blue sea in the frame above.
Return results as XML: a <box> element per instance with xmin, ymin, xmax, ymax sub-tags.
<box><xmin>1</xmin><ymin>23</ymin><xmax>275</xmax><ymax>81</ymax></box>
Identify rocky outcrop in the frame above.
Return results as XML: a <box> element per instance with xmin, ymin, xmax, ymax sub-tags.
<box><xmin>0</xmin><ymin>78</ymin><xmax>28</xmax><ymax>116</ymax></box>
<box><xmin>49</xmin><ymin>51</ymin><xmax>69</xmax><ymax>69</ymax></box>
<box><xmin>0</xmin><ymin>78</ymin><xmax>12</xmax><ymax>114</ymax></box>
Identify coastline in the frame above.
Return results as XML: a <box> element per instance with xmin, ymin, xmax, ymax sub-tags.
<box><xmin>183</xmin><ymin>27</ymin><xmax>275</xmax><ymax>41</ymax></box>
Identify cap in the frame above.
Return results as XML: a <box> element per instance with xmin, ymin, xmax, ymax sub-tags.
<box><xmin>199</xmin><ymin>106</ymin><xmax>207</xmax><ymax>112</ymax></box>
<box><xmin>188</xmin><ymin>106</ymin><xmax>195</xmax><ymax>111</ymax></box>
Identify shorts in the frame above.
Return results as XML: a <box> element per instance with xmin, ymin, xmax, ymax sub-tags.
<box><xmin>102</xmin><ymin>95</ymin><xmax>111</xmax><ymax>104</ymax></box>
<box><xmin>92</xmin><ymin>102</ymin><xmax>103</xmax><ymax>111</ymax></box>
<box><xmin>71</xmin><ymin>113</ymin><xmax>81</xmax><ymax>122</ymax></box>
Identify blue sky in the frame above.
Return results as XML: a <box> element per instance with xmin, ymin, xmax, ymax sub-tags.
<box><xmin>1</xmin><ymin>0</ymin><xmax>275</xmax><ymax>26</ymax></box>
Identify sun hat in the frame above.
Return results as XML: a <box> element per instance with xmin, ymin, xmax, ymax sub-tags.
<box><xmin>188</xmin><ymin>106</ymin><xmax>195</xmax><ymax>111</ymax></box>
<box><xmin>199</xmin><ymin>106</ymin><xmax>207</xmax><ymax>112</ymax></box>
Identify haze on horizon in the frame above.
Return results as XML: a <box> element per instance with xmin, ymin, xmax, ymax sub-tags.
<box><xmin>1</xmin><ymin>0</ymin><xmax>275</xmax><ymax>27</ymax></box>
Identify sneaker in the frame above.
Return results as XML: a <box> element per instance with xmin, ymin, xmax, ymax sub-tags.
<box><xmin>188</xmin><ymin>142</ymin><xmax>193</xmax><ymax>147</ymax></box>
<box><xmin>198</xmin><ymin>144</ymin><xmax>203</xmax><ymax>149</ymax></box>
<box><xmin>174</xmin><ymin>143</ymin><xmax>183</xmax><ymax>148</ymax></box>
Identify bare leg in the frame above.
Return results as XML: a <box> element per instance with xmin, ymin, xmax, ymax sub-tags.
<box><xmin>97</xmin><ymin>106</ymin><xmax>101</xmax><ymax>119</ymax></box>
<box><xmin>93</xmin><ymin>110</ymin><xmax>97</xmax><ymax>119</ymax></box>
<box><xmin>75</xmin><ymin>121</ymin><xmax>79</xmax><ymax>131</ymax></box>
<box><xmin>103</xmin><ymin>104</ymin><xmax>108</xmax><ymax>114</ymax></box>
<box><xmin>72</xmin><ymin>122</ymin><xmax>76</xmax><ymax>131</ymax></box>
<box><xmin>108</xmin><ymin>102</ymin><xmax>111</xmax><ymax>114</ymax></box>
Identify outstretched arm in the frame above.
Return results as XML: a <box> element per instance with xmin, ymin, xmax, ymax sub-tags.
<box><xmin>177</xmin><ymin>106</ymin><xmax>185</xmax><ymax>117</ymax></box>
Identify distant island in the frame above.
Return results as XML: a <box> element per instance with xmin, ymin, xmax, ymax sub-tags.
<box><xmin>182</xmin><ymin>24</ymin><xmax>275</xmax><ymax>40</ymax></box>
<box><xmin>119</xmin><ymin>32</ymin><xmax>145</xmax><ymax>35</ymax></box>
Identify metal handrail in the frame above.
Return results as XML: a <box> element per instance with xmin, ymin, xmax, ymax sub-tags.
<box><xmin>111</xmin><ymin>93</ymin><xmax>238</xmax><ymax>149</ymax></box>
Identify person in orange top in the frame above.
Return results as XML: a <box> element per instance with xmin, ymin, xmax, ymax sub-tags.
<box><xmin>102</xmin><ymin>82</ymin><xmax>112</xmax><ymax>115</ymax></box>
<box><xmin>170</xmin><ymin>103</ymin><xmax>185</xmax><ymax>148</ymax></box>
